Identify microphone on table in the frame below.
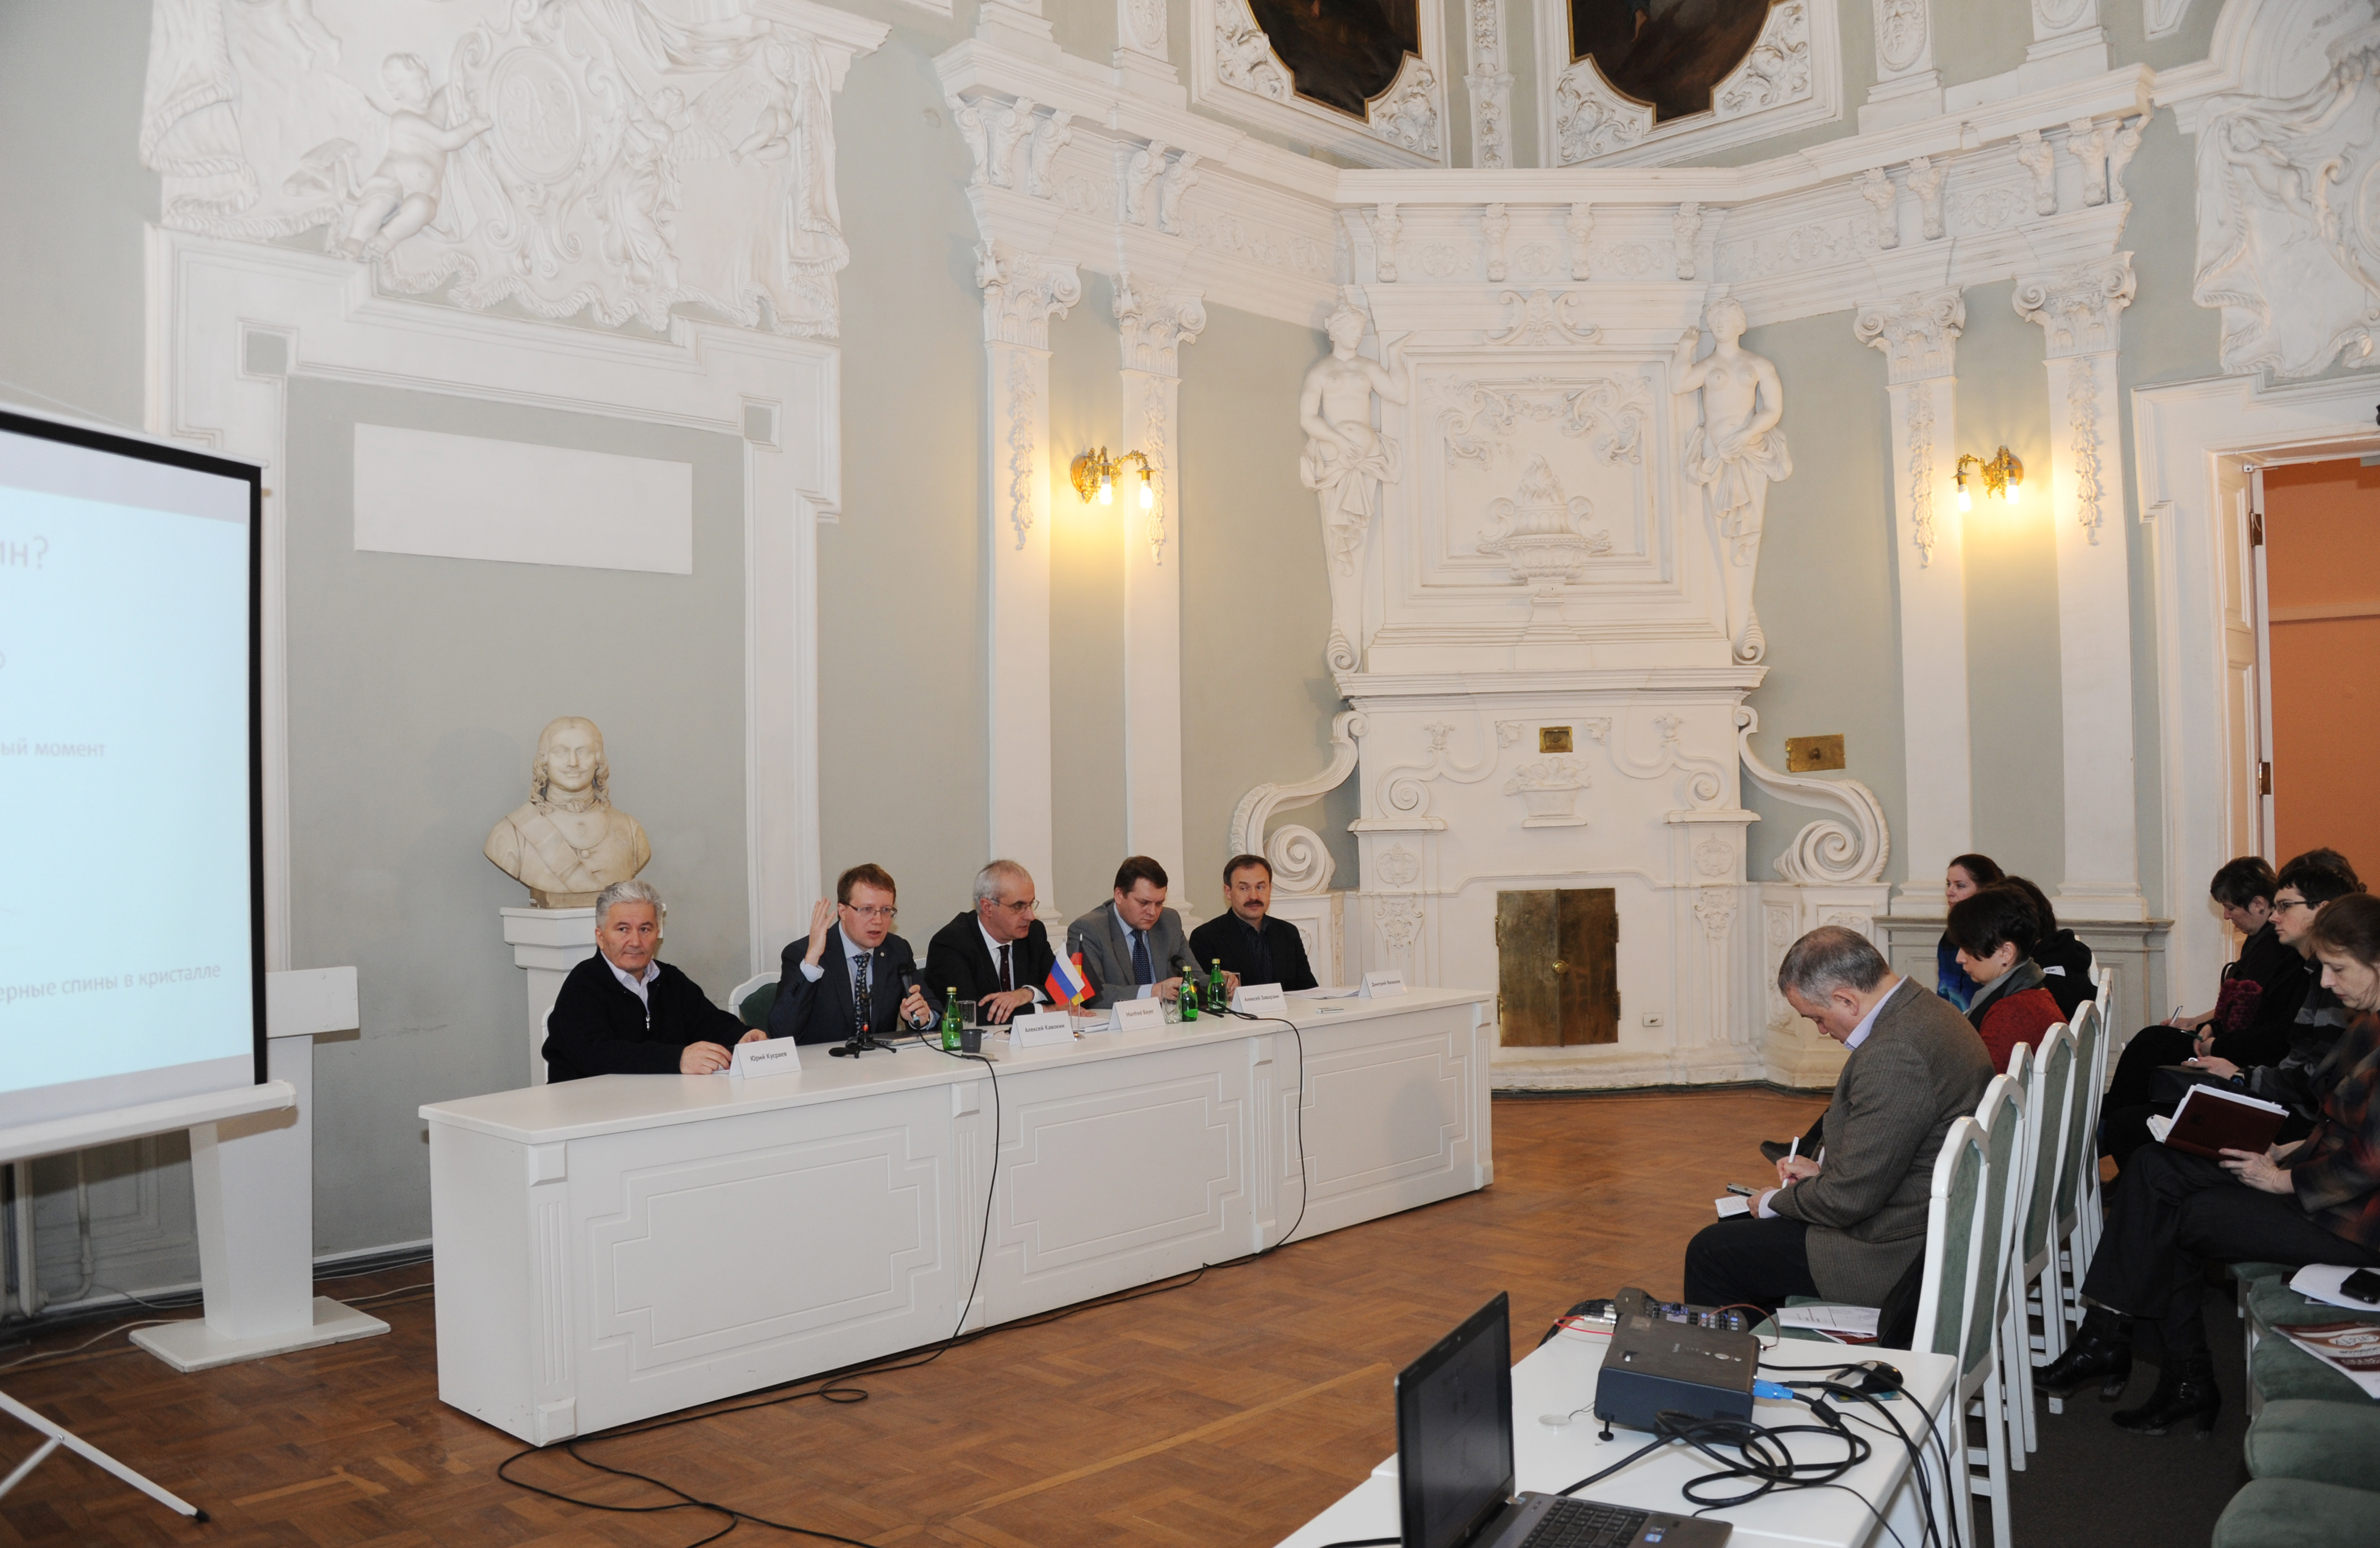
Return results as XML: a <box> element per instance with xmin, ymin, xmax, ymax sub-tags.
<box><xmin>897</xmin><ymin>965</ymin><xmax>929</xmax><ymax>1028</ymax></box>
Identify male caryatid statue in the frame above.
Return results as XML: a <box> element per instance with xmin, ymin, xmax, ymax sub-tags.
<box><xmin>1299</xmin><ymin>294</ymin><xmax>1406</xmax><ymax>671</ymax></box>
<box><xmin>1673</xmin><ymin>297</ymin><xmax>1790</xmax><ymax>663</ymax></box>
<box><xmin>485</xmin><ymin>717</ymin><xmax>653</xmax><ymax>908</ymax></box>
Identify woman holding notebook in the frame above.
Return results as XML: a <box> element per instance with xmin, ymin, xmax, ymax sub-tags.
<box><xmin>2037</xmin><ymin>893</ymin><xmax>2380</xmax><ymax>1435</ymax></box>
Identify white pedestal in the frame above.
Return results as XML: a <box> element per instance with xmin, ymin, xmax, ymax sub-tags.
<box><xmin>129</xmin><ymin>968</ymin><xmax>389</xmax><ymax>1371</ymax></box>
<box><xmin>501</xmin><ymin>907</ymin><xmax>596</xmax><ymax>1086</ymax></box>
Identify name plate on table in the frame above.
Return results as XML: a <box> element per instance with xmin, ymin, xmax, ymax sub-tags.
<box><xmin>1231</xmin><ymin>983</ymin><xmax>1288</xmax><ymax>1018</ymax></box>
<box><xmin>728</xmin><ymin>1038</ymin><xmax>800</xmax><ymax>1079</ymax></box>
<box><xmin>1109</xmin><ymin>999</ymin><xmax>1164</xmax><ymax>1033</ymax></box>
<box><xmin>1009</xmin><ymin>1009</ymin><xmax>1075</xmax><ymax>1048</ymax></box>
<box><xmin>1359</xmin><ymin>971</ymin><xmax>1406</xmax><ymax>998</ymax></box>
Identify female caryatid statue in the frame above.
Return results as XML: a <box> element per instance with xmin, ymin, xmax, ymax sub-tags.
<box><xmin>1673</xmin><ymin>297</ymin><xmax>1791</xmax><ymax>663</ymax></box>
<box><xmin>1299</xmin><ymin>296</ymin><xmax>1408</xmax><ymax>671</ymax></box>
<box><xmin>485</xmin><ymin>717</ymin><xmax>653</xmax><ymax>908</ymax></box>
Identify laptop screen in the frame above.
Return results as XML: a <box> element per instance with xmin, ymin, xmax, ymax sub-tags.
<box><xmin>1397</xmin><ymin>1293</ymin><xmax>1516</xmax><ymax>1548</ymax></box>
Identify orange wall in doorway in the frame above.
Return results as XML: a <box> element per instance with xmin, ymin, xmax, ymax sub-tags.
<box><xmin>2262</xmin><ymin>460</ymin><xmax>2380</xmax><ymax>884</ymax></box>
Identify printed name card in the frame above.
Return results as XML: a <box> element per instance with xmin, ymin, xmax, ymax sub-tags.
<box><xmin>1109</xmin><ymin>998</ymin><xmax>1165</xmax><ymax>1033</ymax></box>
<box><xmin>1231</xmin><ymin>983</ymin><xmax>1288</xmax><ymax>1018</ymax></box>
<box><xmin>1359</xmin><ymin>971</ymin><xmax>1407</xmax><ymax>998</ymax></box>
<box><xmin>728</xmin><ymin>1037</ymin><xmax>800</xmax><ymax>1079</ymax></box>
<box><xmin>1009</xmin><ymin>1009</ymin><xmax>1075</xmax><ymax>1048</ymax></box>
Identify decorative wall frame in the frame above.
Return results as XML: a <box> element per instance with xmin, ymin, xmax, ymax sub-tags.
<box><xmin>1531</xmin><ymin>0</ymin><xmax>1843</xmax><ymax>167</ymax></box>
<box><xmin>1192</xmin><ymin>0</ymin><xmax>1452</xmax><ymax>169</ymax></box>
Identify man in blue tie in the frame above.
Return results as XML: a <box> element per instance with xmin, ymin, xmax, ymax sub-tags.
<box><xmin>1065</xmin><ymin>856</ymin><xmax>1193</xmax><ymax>1009</ymax></box>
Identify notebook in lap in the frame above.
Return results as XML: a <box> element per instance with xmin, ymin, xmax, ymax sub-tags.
<box><xmin>1398</xmin><ymin>1293</ymin><xmax>1730</xmax><ymax>1548</ymax></box>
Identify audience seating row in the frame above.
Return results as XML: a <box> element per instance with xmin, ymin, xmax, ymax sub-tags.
<box><xmin>2210</xmin><ymin>1263</ymin><xmax>2380</xmax><ymax>1548</ymax></box>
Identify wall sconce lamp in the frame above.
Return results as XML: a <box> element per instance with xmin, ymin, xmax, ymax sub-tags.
<box><xmin>1954</xmin><ymin>447</ymin><xmax>2024</xmax><ymax>511</ymax></box>
<box><xmin>1070</xmin><ymin>446</ymin><xmax>1155</xmax><ymax>508</ymax></box>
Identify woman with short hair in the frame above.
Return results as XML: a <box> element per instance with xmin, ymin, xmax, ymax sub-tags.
<box><xmin>2037</xmin><ymin>892</ymin><xmax>2380</xmax><ymax>1435</ymax></box>
<box><xmin>1947</xmin><ymin>884</ymin><xmax>2065</xmax><ymax>1072</ymax></box>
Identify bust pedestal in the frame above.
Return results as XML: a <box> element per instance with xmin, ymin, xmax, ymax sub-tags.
<box><xmin>501</xmin><ymin>906</ymin><xmax>596</xmax><ymax>1086</ymax></box>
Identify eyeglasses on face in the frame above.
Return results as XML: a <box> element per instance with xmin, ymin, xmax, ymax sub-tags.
<box><xmin>2274</xmin><ymin>895</ymin><xmax>2312</xmax><ymax>912</ymax></box>
<box><xmin>990</xmin><ymin>898</ymin><xmax>1036</xmax><ymax>914</ymax></box>
<box><xmin>844</xmin><ymin>904</ymin><xmax>898</xmax><ymax>922</ymax></box>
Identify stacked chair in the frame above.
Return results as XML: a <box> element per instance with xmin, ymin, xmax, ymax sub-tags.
<box><xmin>2002</xmin><ymin>1023</ymin><xmax>2075</xmax><ymax>1461</ymax></box>
<box><xmin>2209</xmin><ymin>1248</ymin><xmax>2380</xmax><ymax>1541</ymax></box>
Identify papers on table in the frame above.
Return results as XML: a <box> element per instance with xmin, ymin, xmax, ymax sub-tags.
<box><xmin>2290</xmin><ymin>1264</ymin><xmax>2380</xmax><ymax>1314</ymax></box>
<box><xmin>1287</xmin><ymin>986</ymin><xmax>1362</xmax><ymax>999</ymax></box>
<box><xmin>1776</xmin><ymin>1303</ymin><xmax>1882</xmax><ymax>1343</ymax></box>
<box><xmin>2276</xmin><ymin>1320</ymin><xmax>2380</xmax><ymax>1399</ymax></box>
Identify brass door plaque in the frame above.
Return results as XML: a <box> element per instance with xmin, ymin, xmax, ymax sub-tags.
<box><xmin>1539</xmin><ymin>726</ymin><xmax>1573</xmax><ymax>753</ymax></box>
<box><xmin>1784</xmin><ymin>734</ymin><xmax>1846</xmax><ymax>772</ymax></box>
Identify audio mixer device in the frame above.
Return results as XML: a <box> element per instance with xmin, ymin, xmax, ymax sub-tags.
<box><xmin>1590</xmin><ymin>1288</ymin><xmax>1760</xmax><ymax>1435</ymax></box>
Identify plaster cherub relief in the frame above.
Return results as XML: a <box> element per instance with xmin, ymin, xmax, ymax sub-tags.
<box><xmin>485</xmin><ymin>717</ymin><xmax>653</xmax><ymax>909</ymax></box>
<box><xmin>1673</xmin><ymin>297</ymin><xmax>1791</xmax><ymax>663</ymax></box>
<box><xmin>1300</xmin><ymin>293</ymin><xmax>1409</xmax><ymax>672</ymax></box>
<box><xmin>315</xmin><ymin>53</ymin><xmax>491</xmax><ymax>261</ymax></box>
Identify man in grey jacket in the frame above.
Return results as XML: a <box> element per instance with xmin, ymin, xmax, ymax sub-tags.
<box><xmin>1064</xmin><ymin>855</ymin><xmax>1193</xmax><ymax>1009</ymax></box>
<box><xmin>1684</xmin><ymin>927</ymin><xmax>1993</xmax><ymax>1311</ymax></box>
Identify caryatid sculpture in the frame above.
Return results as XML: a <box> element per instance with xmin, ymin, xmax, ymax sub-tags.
<box><xmin>1672</xmin><ymin>297</ymin><xmax>1791</xmax><ymax>663</ymax></box>
<box><xmin>1299</xmin><ymin>293</ymin><xmax>1408</xmax><ymax>672</ymax></box>
<box><xmin>485</xmin><ymin>717</ymin><xmax>653</xmax><ymax>908</ymax></box>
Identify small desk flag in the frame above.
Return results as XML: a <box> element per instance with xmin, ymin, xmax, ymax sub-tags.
<box><xmin>1045</xmin><ymin>950</ymin><xmax>1093</xmax><ymax>1008</ymax></box>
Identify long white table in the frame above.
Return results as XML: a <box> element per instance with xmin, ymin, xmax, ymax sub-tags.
<box><xmin>1275</xmin><ymin>1326</ymin><xmax>1960</xmax><ymax>1548</ymax></box>
<box><xmin>421</xmin><ymin>989</ymin><xmax>1492</xmax><ymax>1444</ymax></box>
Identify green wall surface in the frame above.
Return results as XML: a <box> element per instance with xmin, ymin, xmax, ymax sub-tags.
<box><xmin>283</xmin><ymin>380</ymin><xmax>749</xmax><ymax>1252</ymax></box>
<box><xmin>1738</xmin><ymin>310</ymin><xmax>1910</xmax><ymax>884</ymax></box>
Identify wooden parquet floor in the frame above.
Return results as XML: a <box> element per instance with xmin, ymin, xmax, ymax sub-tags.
<box><xmin>0</xmin><ymin>1088</ymin><xmax>1825</xmax><ymax>1548</ymax></box>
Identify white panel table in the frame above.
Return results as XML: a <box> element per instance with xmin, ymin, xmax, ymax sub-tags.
<box><xmin>1275</xmin><ymin>1327</ymin><xmax>1961</xmax><ymax>1548</ymax></box>
<box><xmin>422</xmin><ymin>990</ymin><xmax>1491</xmax><ymax>1442</ymax></box>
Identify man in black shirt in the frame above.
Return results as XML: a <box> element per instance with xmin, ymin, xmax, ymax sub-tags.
<box><xmin>543</xmin><ymin>878</ymin><xmax>754</xmax><ymax>1080</ymax></box>
<box><xmin>1186</xmin><ymin>854</ymin><xmax>1319</xmax><ymax>994</ymax></box>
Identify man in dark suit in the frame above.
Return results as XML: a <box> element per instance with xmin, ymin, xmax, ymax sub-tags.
<box><xmin>765</xmin><ymin>863</ymin><xmax>934</xmax><ymax>1047</ymax></box>
<box><xmin>1065</xmin><ymin>856</ymin><xmax>1192</xmax><ymax>1009</ymax></box>
<box><xmin>1683</xmin><ymin>926</ymin><xmax>1992</xmax><ymax>1312</ymax></box>
<box><xmin>1187</xmin><ymin>853</ymin><xmax>1317</xmax><ymax>993</ymax></box>
<box><xmin>924</xmin><ymin>860</ymin><xmax>1056</xmax><ymax>1024</ymax></box>
<box><xmin>544</xmin><ymin>879</ymin><xmax>755</xmax><ymax>1080</ymax></box>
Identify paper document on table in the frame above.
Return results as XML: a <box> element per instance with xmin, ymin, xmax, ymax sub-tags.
<box><xmin>2277</xmin><ymin>1322</ymin><xmax>2380</xmax><ymax>1398</ymax></box>
<box><xmin>1776</xmin><ymin>1304</ymin><xmax>1881</xmax><ymax>1341</ymax></box>
<box><xmin>1287</xmin><ymin>986</ymin><xmax>1362</xmax><ymax>999</ymax></box>
<box><xmin>2289</xmin><ymin>1264</ymin><xmax>2380</xmax><ymax>1314</ymax></box>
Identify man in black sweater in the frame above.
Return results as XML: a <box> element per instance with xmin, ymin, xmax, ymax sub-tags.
<box><xmin>543</xmin><ymin>879</ymin><xmax>754</xmax><ymax>1080</ymax></box>
<box><xmin>1186</xmin><ymin>854</ymin><xmax>1318</xmax><ymax>994</ymax></box>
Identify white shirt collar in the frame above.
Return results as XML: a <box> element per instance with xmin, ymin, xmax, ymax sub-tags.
<box><xmin>608</xmin><ymin>957</ymin><xmax>660</xmax><ymax>1004</ymax></box>
<box><xmin>1113</xmin><ymin>902</ymin><xmax>1142</xmax><ymax>942</ymax></box>
<box><xmin>978</xmin><ymin>915</ymin><xmax>1014</xmax><ymax>962</ymax></box>
<box><xmin>1844</xmin><ymin>978</ymin><xmax>1898</xmax><ymax>1050</ymax></box>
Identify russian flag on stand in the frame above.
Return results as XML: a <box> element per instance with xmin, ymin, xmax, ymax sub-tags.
<box><xmin>1045</xmin><ymin>950</ymin><xmax>1094</xmax><ymax>1008</ymax></box>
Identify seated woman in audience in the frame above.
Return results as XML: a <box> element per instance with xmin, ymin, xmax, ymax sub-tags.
<box><xmin>1937</xmin><ymin>853</ymin><xmax>2003</xmax><ymax>1012</ymax></box>
<box><xmin>2104</xmin><ymin>857</ymin><xmax>2294</xmax><ymax>1114</ymax></box>
<box><xmin>2004</xmin><ymin>874</ymin><xmax>2094</xmax><ymax>1019</ymax></box>
<box><xmin>1948</xmin><ymin>884</ymin><xmax>2065</xmax><ymax>1072</ymax></box>
<box><xmin>2038</xmin><ymin>892</ymin><xmax>2380</xmax><ymax>1435</ymax></box>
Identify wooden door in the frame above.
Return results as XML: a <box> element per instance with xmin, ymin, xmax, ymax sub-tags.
<box><xmin>1496</xmin><ymin>887</ymin><xmax>1619</xmax><ymax>1046</ymax></box>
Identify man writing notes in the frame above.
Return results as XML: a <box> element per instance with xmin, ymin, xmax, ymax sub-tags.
<box><xmin>1067</xmin><ymin>856</ymin><xmax>1192</xmax><ymax>1008</ymax></box>
<box><xmin>765</xmin><ymin>863</ymin><xmax>934</xmax><ymax>1045</ymax></box>
<box><xmin>924</xmin><ymin>860</ymin><xmax>1056</xmax><ymax>1024</ymax></box>
<box><xmin>1187</xmin><ymin>854</ymin><xmax>1317</xmax><ymax>993</ymax></box>
<box><xmin>1683</xmin><ymin>927</ymin><xmax>1992</xmax><ymax>1313</ymax></box>
<box><xmin>544</xmin><ymin>880</ymin><xmax>753</xmax><ymax>1079</ymax></box>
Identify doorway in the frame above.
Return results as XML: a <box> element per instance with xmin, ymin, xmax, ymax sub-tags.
<box><xmin>1494</xmin><ymin>888</ymin><xmax>1619</xmax><ymax>1045</ymax></box>
<box><xmin>2257</xmin><ymin>460</ymin><xmax>2380</xmax><ymax>881</ymax></box>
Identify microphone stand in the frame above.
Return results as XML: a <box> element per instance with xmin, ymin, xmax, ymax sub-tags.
<box><xmin>829</xmin><ymin>967</ymin><xmax>919</xmax><ymax>1058</ymax></box>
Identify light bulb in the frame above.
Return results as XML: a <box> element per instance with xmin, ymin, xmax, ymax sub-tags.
<box><xmin>1957</xmin><ymin>487</ymin><xmax>1972</xmax><ymax>512</ymax></box>
<box><xmin>2003</xmin><ymin>479</ymin><xmax>2020</xmax><ymax>506</ymax></box>
<box><xmin>1097</xmin><ymin>473</ymin><xmax>1113</xmax><ymax>504</ymax></box>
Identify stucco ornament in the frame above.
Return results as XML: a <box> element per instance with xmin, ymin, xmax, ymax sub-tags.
<box><xmin>1300</xmin><ymin>293</ymin><xmax>1408</xmax><ymax>671</ymax></box>
<box><xmin>1672</xmin><ymin>297</ymin><xmax>1791</xmax><ymax>663</ymax></box>
<box><xmin>140</xmin><ymin>0</ymin><xmax>871</xmax><ymax>336</ymax></box>
<box><xmin>485</xmin><ymin>717</ymin><xmax>653</xmax><ymax>908</ymax></box>
<box><xmin>2193</xmin><ymin>23</ymin><xmax>2380</xmax><ymax>379</ymax></box>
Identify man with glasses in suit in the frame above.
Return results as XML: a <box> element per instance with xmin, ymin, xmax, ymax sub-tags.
<box><xmin>924</xmin><ymin>860</ymin><xmax>1056</xmax><ymax>1025</ymax></box>
<box><xmin>1067</xmin><ymin>856</ymin><xmax>1192</xmax><ymax>1009</ymax></box>
<box><xmin>765</xmin><ymin>863</ymin><xmax>934</xmax><ymax>1046</ymax></box>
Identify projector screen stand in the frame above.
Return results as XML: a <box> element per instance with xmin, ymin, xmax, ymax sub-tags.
<box><xmin>0</xmin><ymin>1389</ymin><xmax>205</xmax><ymax>1521</ymax></box>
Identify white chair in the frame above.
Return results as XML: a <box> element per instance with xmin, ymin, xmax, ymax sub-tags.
<box><xmin>2059</xmin><ymin>1001</ymin><xmax>2110</xmax><ymax>1311</ymax></box>
<box><xmin>2007</xmin><ymin>1024</ymin><xmax>2077</xmax><ymax>1457</ymax></box>
<box><xmin>1962</xmin><ymin>1072</ymin><xmax>2028</xmax><ymax>1548</ymax></box>
<box><xmin>1910</xmin><ymin>1115</ymin><xmax>1990</xmax><ymax>1548</ymax></box>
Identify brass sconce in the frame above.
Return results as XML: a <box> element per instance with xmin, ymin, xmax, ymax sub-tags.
<box><xmin>1069</xmin><ymin>446</ymin><xmax>1155</xmax><ymax>508</ymax></box>
<box><xmin>1953</xmin><ymin>447</ymin><xmax>2024</xmax><ymax>511</ymax></box>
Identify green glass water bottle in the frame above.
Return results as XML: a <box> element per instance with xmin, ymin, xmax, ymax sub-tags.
<box><xmin>1208</xmin><ymin>957</ymin><xmax>1229</xmax><ymax>1012</ymax></box>
<box><xmin>1178</xmin><ymin>975</ymin><xmax>1199</xmax><ymax>1021</ymax></box>
<box><xmin>940</xmin><ymin>988</ymin><xmax>962</xmax><ymax>1050</ymax></box>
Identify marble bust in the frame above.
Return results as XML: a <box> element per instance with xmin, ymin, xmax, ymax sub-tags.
<box><xmin>484</xmin><ymin>717</ymin><xmax>652</xmax><ymax>908</ymax></box>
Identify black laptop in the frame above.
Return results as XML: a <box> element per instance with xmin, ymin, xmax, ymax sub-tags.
<box><xmin>1396</xmin><ymin>1293</ymin><xmax>1731</xmax><ymax>1548</ymax></box>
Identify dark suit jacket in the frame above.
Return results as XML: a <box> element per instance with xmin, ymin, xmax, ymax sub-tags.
<box><xmin>924</xmin><ymin>910</ymin><xmax>1056</xmax><ymax>1007</ymax></box>
<box><xmin>543</xmin><ymin>954</ymin><xmax>747</xmax><ymax>1082</ymax></box>
<box><xmin>1186</xmin><ymin>911</ymin><xmax>1318</xmax><ymax>993</ymax></box>
<box><xmin>765</xmin><ymin>924</ymin><xmax>922</xmax><ymax>1045</ymax></box>
<box><xmin>1771</xmin><ymin>977</ymin><xmax>1995</xmax><ymax>1305</ymax></box>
